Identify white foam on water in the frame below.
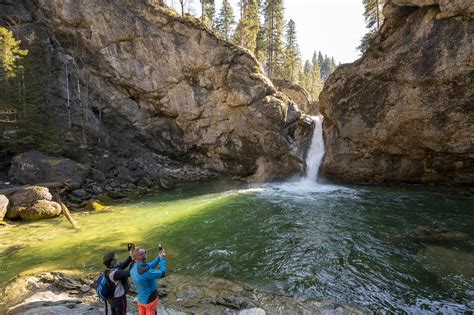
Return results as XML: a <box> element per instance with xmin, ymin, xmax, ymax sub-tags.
<box><xmin>255</xmin><ymin>116</ymin><xmax>357</xmax><ymax>200</ymax></box>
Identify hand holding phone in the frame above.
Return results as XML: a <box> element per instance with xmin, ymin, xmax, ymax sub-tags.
<box><xmin>159</xmin><ymin>244</ymin><xmax>166</xmax><ymax>258</ymax></box>
<box><xmin>127</xmin><ymin>243</ymin><xmax>135</xmax><ymax>251</ymax></box>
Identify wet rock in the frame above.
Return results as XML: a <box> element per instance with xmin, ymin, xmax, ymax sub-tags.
<box><xmin>90</xmin><ymin>169</ymin><xmax>106</xmax><ymax>182</ymax></box>
<box><xmin>409</xmin><ymin>226</ymin><xmax>470</xmax><ymax>242</ymax></box>
<box><xmin>84</xmin><ymin>200</ymin><xmax>107</xmax><ymax>212</ymax></box>
<box><xmin>9</xmin><ymin>151</ymin><xmax>90</xmax><ymax>188</ymax></box>
<box><xmin>6</xmin><ymin>200</ymin><xmax>62</xmax><ymax>221</ymax></box>
<box><xmin>160</xmin><ymin>178</ymin><xmax>177</xmax><ymax>190</ymax></box>
<box><xmin>419</xmin><ymin>245</ymin><xmax>474</xmax><ymax>278</ymax></box>
<box><xmin>216</xmin><ymin>294</ymin><xmax>258</xmax><ymax>310</ymax></box>
<box><xmin>0</xmin><ymin>194</ymin><xmax>9</xmax><ymax>220</ymax></box>
<box><xmin>71</xmin><ymin>189</ymin><xmax>87</xmax><ymax>198</ymax></box>
<box><xmin>8</xmin><ymin>186</ymin><xmax>52</xmax><ymax>206</ymax></box>
<box><xmin>231</xmin><ymin>308</ymin><xmax>266</xmax><ymax>315</ymax></box>
<box><xmin>89</xmin><ymin>184</ymin><xmax>103</xmax><ymax>195</ymax></box>
<box><xmin>95</xmin><ymin>193</ymin><xmax>114</xmax><ymax>204</ymax></box>
<box><xmin>106</xmin><ymin>191</ymin><xmax>126</xmax><ymax>200</ymax></box>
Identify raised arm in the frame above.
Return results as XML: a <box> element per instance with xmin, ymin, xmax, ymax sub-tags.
<box><xmin>117</xmin><ymin>256</ymin><xmax>132</xmax><ymax>269</ymax></box>
<box><xmin>148</xmin><ymin>255</ymin><xmax>161</xmax><ymax>269</ymax></box>
<box><xmin>142</xmin><ymin>258</ymin><xmax>166</xmax><ymax>280</ymax></box>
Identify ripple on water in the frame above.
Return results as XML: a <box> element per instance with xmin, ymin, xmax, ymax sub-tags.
<box><xmin>0</xmin><ymin>181</ymin><xmax>473</xmax><ymax>312</ymax></box>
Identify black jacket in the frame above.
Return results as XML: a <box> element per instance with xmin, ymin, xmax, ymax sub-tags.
<box><xmin>107</xmin><ymin>256</ymin><xmax>132</xmax><ymax>298</ymax></box>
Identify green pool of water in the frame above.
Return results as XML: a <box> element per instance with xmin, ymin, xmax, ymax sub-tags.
<box><xmin>1</xmin><ymin>180</ymin><xmax>473</xmax><ymax>312</ymax></box>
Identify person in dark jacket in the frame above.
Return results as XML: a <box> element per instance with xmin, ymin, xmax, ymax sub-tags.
<box><xmin>103</xmin><ymin>250</ymin><xmax>133</xmax><ymax>315</ymax></box>
<box><xmin>130</xmin><ymin>247</ymin><xmax>166</xmax><ymax>315</ymax></box>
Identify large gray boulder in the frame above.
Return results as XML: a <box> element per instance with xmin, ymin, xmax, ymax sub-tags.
<box><xmin>320</xmin><ymin>0</ymin><xmax>473</xmax><ymax>183</ymax></box>
<box><xmin>0</xmin><ymin>194</ymin><xmax>9</xmax><ymax>220</ymax></box>
<box><xmin>9</xmin><ymin>151</ymin><xmax>90</xmax><ymax>187</ymax></box>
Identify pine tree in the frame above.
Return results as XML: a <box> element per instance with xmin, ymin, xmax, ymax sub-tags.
<box><xmin>263</xmin><ymin>0</ymin><xmax>284</xmax><ymax>78</ymax></box>
<box><xmin>215</xmin><ymin>0</ymin><xmax>235</xmax><ymax>41</ymax></box>
<box><xmin>254</xmin><ymin>20</ymin><xmax>266</xmax><ymax>64</ymax></box>
<box><xmin>310</xmin><ymin>51</ymin><xmax>323</xmax><ymax>99</ymax></box>
<box><xmin>320</xmin><ymin>55</ymin><xmax>330</xmax><ymax>81</ymax></box>
<box><xmin>200</xmin><ymin>0</ymin><xmax>215</xmax><ymax>26</ymax></box>
<box><xmin>317</xmin><ymin>51</ymin><xmax>323</xmax><ymax>68</ymax></box>
<box><xmin>0</xmin><ymin>27</ymin><xmax>28</xmax><ymax>79</ymax></box>
<box><xmin>282</xmin><ymin>19</ymin><xmax>300</xmax><ymax>83</ymax></box>
<box><xmin>300</xmin><ymin>59</ymin><xmax>312</xmax><ymax>92</ymax></box>
<box><xmin>359</xmin><ymin>0</ymin><xmax>384</xmax><ymax>53</ymax></box>
<box><xmin>233</xmin><ymin>0</ymin><xmax>260</xmax><ymax>51</ymax></box>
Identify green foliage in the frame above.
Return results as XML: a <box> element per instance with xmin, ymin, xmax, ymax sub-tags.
<box><xmin>0</xmin><ymin>27</ymin><xmax>28</xmax><ymax>79</ymax></box>
<box><xmin>310</xmin><ymin>51</ymin><xmax>323</xmax><ymax>99</ymax></box>
<box><xmin>0</xmin><ymin>28</ymin><xmax>69</xmax><ymax>162</ymax></box>
<box><xmin>254</xmin><ymin>20</ymin><xmax>266</xmax><ymax>63</ymax></box>
<box><xmin>232</xmin><ymin>0</ymin><xmax>260</xmax><ymax>52</ymax></box>
<box><xmin>215</xmin><ymin>0</ymin><xmax>235</xmax><ymax>40</ymax></box>
<box><xmin>200</xmin><ymin>0</ymin><xmax>216</xmax><ymax>26</ymax></box>
<box><xmin>281</xmin><ymin>19</ymin><xmax>300</xmax><ymax>83</ymax></box>
<box><xmin>359</xmin><ymin>0</ymin><xmax>384</xmax><ymax>53</ymax></box>
<box><xmin>320</xmin><ymin>54</ymin><xmax>337</xmax><ymax>81</ymax></box>
<box><xmin>263</xmin><ymin>0</ymin><xmax>285</xmax><ymax>77</ymax></box>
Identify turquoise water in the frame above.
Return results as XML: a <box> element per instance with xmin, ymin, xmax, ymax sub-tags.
<box><xmin>1</xmin><ymin>180</ymin><xmax>473</xmax><ymax>312</ymax></box>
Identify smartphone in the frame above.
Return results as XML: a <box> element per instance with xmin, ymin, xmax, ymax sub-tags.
<box><xmin>158</xmin><ymin>244</ymin><xmax>163</xmax><ymax>252</ymax></box>
<box><xmin>127</xmin><ymin>243</ymin><xmax>135</xmax><ymax>251</ymax></box>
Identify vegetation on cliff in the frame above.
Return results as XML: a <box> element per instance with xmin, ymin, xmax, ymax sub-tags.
<box><xmin>159</xmin><ymin>0</ymin><xmax>339</xmax><ymax>101</ymax></box>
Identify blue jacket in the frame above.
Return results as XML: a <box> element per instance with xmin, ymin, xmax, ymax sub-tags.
<box><xmin>130</xmin><ymin>256</ymin><xmax>166</xmax><ymax>304</ymax></box>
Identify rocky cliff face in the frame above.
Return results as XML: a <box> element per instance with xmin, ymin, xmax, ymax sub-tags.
<box><xmin>320</xmin><ymin>0</ymin><xmax>473</xmax><ymax>184</ymax></box>
<box><xmin>272</xmin><ymin>79</ymin><xmax>317</xmax><ymax>114</ymax></box>
<box><xmin>0</xmin><ymin>0</ymin><xmax>312</xmax><ymax>187</ymax></box>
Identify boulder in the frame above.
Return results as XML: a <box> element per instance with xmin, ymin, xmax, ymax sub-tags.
<box><xmin>320</xmin><ymin>0</ymin><xmax>474</xmax><ymax>184</ymax></box>
<box><xmin>409</xmin><ymin>226</ymin><xmax>470</xmax><ymax>242</ymax></box>
<box><xmin>0</xmin><ymin>194</ymin><xmax>8</xmax><ymax>220</ymax></box>
<box><xmin>8</xmin><ymin>186</ymin><xmax>52</xmax><ymax>207</ymax></box>
<box><xmin>273</xmin><ymin>79</ymin><xmax>315</xmax><ymax>114</ymax></box>
<box><xmin>84</xmin><ymin>200</ymin><xmax>107</xmax><ymax>212</ymax></box>
<box><xmin>7</xmin><ymin>200</ymin><xmax>62</xmax><ymax>221</ymax></box>
<box><xmin>9</xmin><ymin>151</ymin><xmax>90</xmax><ymax>187</ymax></box>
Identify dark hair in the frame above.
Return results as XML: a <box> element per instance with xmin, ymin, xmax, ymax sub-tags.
<box><xmin>103</xmin><ymin>251</ymin><xmax>115</xmax><ymax>267</ymax></box>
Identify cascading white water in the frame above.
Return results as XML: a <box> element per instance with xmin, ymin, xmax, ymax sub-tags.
<box><xmin>304</xmin><ymin>115</ymin><xmax>325</xmax><ymax>182</ymax></box>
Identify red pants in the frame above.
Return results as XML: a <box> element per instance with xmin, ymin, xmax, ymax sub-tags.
<box><xmin>138</xmin><ymin>297</ymin><xmax>158</xmax><ymax>315</ymax></box>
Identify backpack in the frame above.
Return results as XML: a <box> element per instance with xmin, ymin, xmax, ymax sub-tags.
<box><xmin>96</xmin><ymin>270</ymin><xmax>115</xmax><ymax>300</ymax></box>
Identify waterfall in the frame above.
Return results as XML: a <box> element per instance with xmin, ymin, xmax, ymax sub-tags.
<box><xmin>304</xmin><ymin>116</ymin><xmax>324</xmax><ymax>182</ymax></box>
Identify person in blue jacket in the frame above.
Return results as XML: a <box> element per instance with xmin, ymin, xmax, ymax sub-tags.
<box><xmin>130</xmin><ymin>246</ymin><xmax>166</xmax><ymax>315</ymax></box>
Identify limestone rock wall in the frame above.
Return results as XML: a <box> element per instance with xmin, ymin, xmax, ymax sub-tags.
<box><xmin>319</xmin><ymin>0</ymin><xmax>473</xmax><ymax>184</ymax></box>
<box><xmin>1</xmin><ymin>0</ymin><xmax>310</xmax><ymax>186</ymax></box>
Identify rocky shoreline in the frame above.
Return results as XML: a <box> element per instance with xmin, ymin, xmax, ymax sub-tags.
<box><xmin>2</xmin><ymin>272</ymin><xmax>365</xmax><ymax>315</ymax></box>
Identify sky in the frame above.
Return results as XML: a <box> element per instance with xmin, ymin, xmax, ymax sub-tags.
<box><xmin>169</xmin><ymin>0</ymin><xmax>368</xmax><ymax>64</ymax></box>
<box><xmin>283</xmin><ymin>0</ymin><xmax>367</xmax><ymax>64</ymax></box>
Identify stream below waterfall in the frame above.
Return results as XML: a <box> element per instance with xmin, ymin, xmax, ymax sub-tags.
<box><xmin>1</xmin><ymin>117</ymin><xmax>473</xmax><ymax>312</ymax></box>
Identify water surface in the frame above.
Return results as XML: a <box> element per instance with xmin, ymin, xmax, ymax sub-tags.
<box><xmin>1</xmin><ymin>180</ymin><xmax>473</xmax><ymax>312</ymax></box>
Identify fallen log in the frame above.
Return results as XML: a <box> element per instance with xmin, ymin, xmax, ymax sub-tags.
<box><xmin>52</xmin><ymin>191</ymin><xmax>80</xmax><ymax>230</ymax></box>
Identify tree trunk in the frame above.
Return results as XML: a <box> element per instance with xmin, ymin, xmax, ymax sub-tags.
<box><xmin>52</xmin><ymin>191</ymin><xmax>80</xmax><ymax>229</ymax></box>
